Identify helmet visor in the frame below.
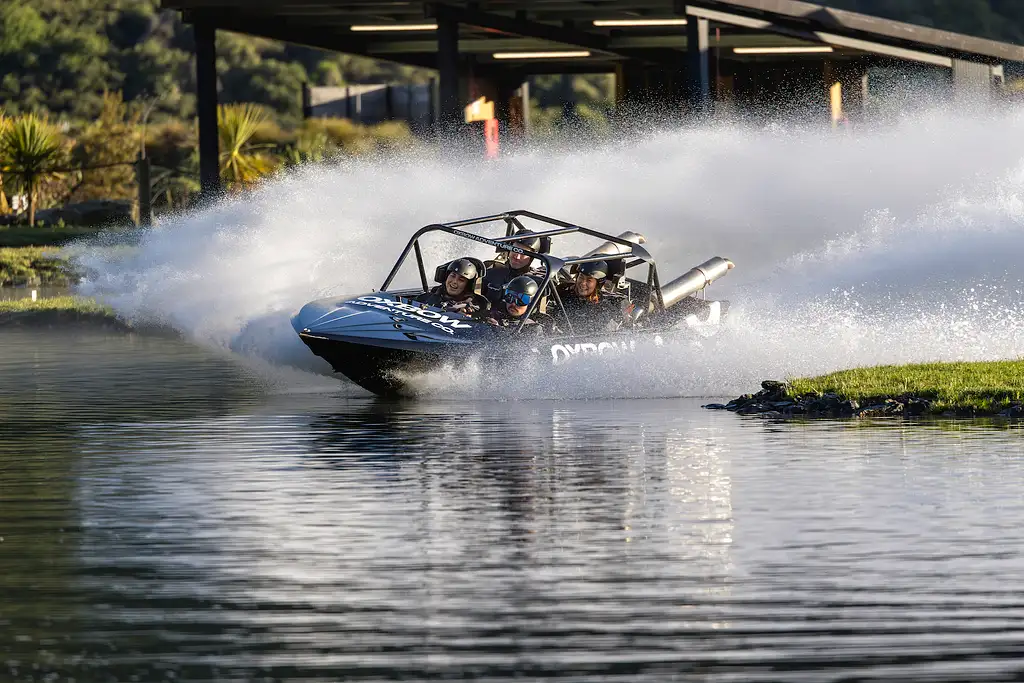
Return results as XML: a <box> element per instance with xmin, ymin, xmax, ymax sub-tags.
<box><xmin>503</xmin><ymin>290</ymin><xmax>533</xmax><ymax>307</ymax></box>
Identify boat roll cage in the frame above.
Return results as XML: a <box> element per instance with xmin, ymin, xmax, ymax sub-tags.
<box><xmin>379</xmin><ymin>210</ymin><xmax>667</xmax><ymax>334</ymax></box>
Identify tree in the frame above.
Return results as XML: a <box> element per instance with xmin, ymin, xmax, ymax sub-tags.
<box><xmin>218</xmin><ymin>103</ymin><xmax>276</xmax><ymax>191</ymax></box>
<box><xmin>69</xmin><ymin>91</ymin><xmax>140</xmax><ymax>203</ymax></box>
<box><xmin>0</xmin><ymin>114</ymin><xmax>65</xmax><ymax>226</ymax></box>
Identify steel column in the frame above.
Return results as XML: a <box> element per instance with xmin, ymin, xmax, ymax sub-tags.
<box><xmin>194</xmin><ymin>16</ymin><xmax>221</xmax><ymax>199</ymax></box>
<box><xmin>686</xmin><ymin>16</ymin><xmax>711</xmax><ymax>117</ymax></box>
<box><xmin>437</xmin><ymin>14</ymin><xmax>460</xmax><ymax>136</ymax></box>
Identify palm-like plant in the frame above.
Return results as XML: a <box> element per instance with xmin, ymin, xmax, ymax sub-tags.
<box><xmin>282</xmin><ymin>128</ymin><xmax>335</xmax><ymax>167</ymax></box>
<box><xmin>0</xmin><ymin>114</ymin><xmax>64</xmax><ymax>226</ymax></box>
<box><xmin>218</xmin><ymin>103</ymin><xmax>276</xmax><ymax>191</ymax></box>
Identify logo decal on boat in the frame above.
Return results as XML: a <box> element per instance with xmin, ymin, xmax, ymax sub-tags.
<box><xmin>548</xmin><ymin>336</ymin><xmax>663</xmax><ymax>365</ymax></box>
<box><xmin>350</xmin><ymin>296</ymin><xmax>473</xmax><ymax>335</ymax></box>
<box><xmin>550</xmin><ymin>339</ymin><xmax>636</xmax><ymax>364</ymax></box>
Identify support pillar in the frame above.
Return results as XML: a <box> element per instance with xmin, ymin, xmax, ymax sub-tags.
<box><xmin>494</xmin><ymin>72</ymin><xmax>524</xmax><ymax>136</ymax></box>
<box><xmin>437</xmin><ymin>14</ymin><xmax>461</xmax><ymax>137</ymax></box>
<box><xmin>194</xmin><ymin>16</ymin><xmax>220</xmax><ymax>200</ymax></box>
<box><xmin>614</xmin><ymin>62</ymin><xmax>648</xmax><ymax>119</ymax></box>
<box><xmin>686</xmin><ymin>16</ymin><xmax>712</xmax><ymax>118</ymax></box>
<box><xmin>135</xmin><ymin>153</ymin><xmax>152</xmax><ymax>228</ymax></box>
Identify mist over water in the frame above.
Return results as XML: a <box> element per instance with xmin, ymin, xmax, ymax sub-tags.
<box><xmin>72</xmin><ymin>104</ymin><xmax>1024</xmax><ymax>398</ymax></box>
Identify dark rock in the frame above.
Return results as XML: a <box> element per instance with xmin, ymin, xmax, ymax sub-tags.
<box><xmin>905</xmin><ymin>398</ymin><xmax>932</xmax><ymax>416</ymax></box>
<box><xmin>706</xmin><ymin>382</ymin><xmax>944</xmax><ymax>420</ymax></box>
<box><xmin>759</xmin><ymin>380</ymin><xmax>788</xmax><ymax>401</ymax></box>
<box><xmin>998</xmin><ymin>403</ymin><xmax>1024</xmax><ymax>418</ymax></box>
<box><xmin>769</xmin><ymin>401</ymin><xmax>795</xmax><ymax>409</ymax></box>
<box><xmin>838</xmin><ymin>400</ymin><xmax>860</xmax><ymax>416</ymax></box>
<box><xmin>883</xmin><ymin>399</ymin><xmax>905</xmax><ymax>415</ymax></box>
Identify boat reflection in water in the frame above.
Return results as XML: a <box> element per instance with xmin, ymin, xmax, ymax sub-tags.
<box><xmin>71</xmin><ymin>397</ymin><xmax>738</xmax><ymax>680</ymax></box>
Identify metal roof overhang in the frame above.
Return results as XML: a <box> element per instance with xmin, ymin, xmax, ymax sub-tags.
<box><xmin>161</xmin><ymin>0</ymin><xmax>1024</xmax><ymax>71</ymax></box>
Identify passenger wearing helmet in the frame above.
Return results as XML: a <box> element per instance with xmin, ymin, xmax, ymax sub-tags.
<box><xmin>485</xmin><ymin>275</ymin><xmax>549</xmax><ymax>333</ymax></box>
<box><xmin>415</xmin><ymin>258</ymin><xmax>486</xmax><ymax>314</ymax></box>
<box><xmin>561</xmin><ymin>260</ymin><xmax>608</xmax><ymax>305</ymax></box>
<box><xmin>555</xmin><ymin>259</ymin><xmax>620</xmax><ymax>332</ymax></box>
<box><xmin>482</xmin><ymin>230</ymin><xmax>542</xmax><ymax>307</ymax></box>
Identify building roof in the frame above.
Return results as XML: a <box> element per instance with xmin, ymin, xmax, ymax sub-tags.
<box><xmin>161</xmin><ymin>0</ymin><xmax>1024</xmax><ymax>70</ymax></box>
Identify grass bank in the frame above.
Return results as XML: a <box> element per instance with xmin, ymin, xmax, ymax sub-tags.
<box><xmin>0</xmin><ymin>296</ymin><xmax>125</xmax><ymax>328</ymax></box>
<box><xmin>0</xmin><ymin>247</ymin><xmax>77</xmax><ymax>286</ymax></box>
<box><xmin>788</xmin><ymin>361</ymin><xmax>1024</xmax><ymax>414</ymax></box>
<box><xmin>709</xmin><ymin>360</ymin><xmax>1024</xmax><ymax>418</ymax></box>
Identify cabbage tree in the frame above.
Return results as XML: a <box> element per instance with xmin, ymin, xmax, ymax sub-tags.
<box><xmin>0</xmin><ymin>114</ymin><xmax>65</xmax><ymax>226</ymax></box>
<box><xmin>218</xmin><ymin>103</ymin><xmax>276</xmax><ymax>191</ymax></box>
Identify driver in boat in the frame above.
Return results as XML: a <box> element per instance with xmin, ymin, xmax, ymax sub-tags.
<box><xmin>414</xmin><ymin>258</ymin><xmax>484</xmax><ymax>314</ymax></box>
<box><xmin>485</xmin><ymin>275</ymin><xmax>548</xmax><ymax>333</ymax></box>
<box><xmin>482</xmin><ymin>230</ymin><xmax>542</xmax><ymax>307</ymax></box>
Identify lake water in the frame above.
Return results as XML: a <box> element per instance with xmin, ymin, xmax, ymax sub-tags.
<box><xmin>3</xmin><ymin>328</ymin><xmax>1024</xmax><ymax>682</ymax></box>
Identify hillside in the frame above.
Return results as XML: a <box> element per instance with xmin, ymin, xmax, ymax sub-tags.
<box><xmin>0</xmin><ymin>0</ymin><xmax>432</xmax><ymax>124</ymax></box>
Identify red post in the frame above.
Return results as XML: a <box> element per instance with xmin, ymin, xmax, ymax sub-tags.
<box><xmin>484</xmin><ymin>118</ymin><xmax>499</xmax><ymax>159</ymax></box>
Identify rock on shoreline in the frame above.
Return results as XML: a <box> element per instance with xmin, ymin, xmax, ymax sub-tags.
<box><xmin>703</xmin><ymin>381</ymin><xmax>1024</xmax><ymax>418</ymax></box>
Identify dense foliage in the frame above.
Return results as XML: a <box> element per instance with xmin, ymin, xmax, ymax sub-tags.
<box><xmin>0</xmin><ymin>0</ymin><xmax>433</xmax><ymax>124</ymax></box>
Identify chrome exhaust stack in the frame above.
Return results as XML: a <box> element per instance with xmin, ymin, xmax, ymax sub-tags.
<box><xmin>583</xmin><ymin>231</ymin><xmax>647</xmax><ymax>258</ymax></box>
<box><xmin>660</xmin><ymin>257</ymin><xmax>734</xmax><ymax>309</ymax></box>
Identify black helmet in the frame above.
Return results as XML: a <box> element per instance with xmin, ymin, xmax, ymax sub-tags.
<box><xmin>510</xmin><ymin>229</ymin><xmax>540</xmax><ymax>252</ymax></box>
<box><xmin>503</xmin><ymin>275</ymin><xmax>539</xmax><ymax>310</ymax></box>
<box><xmin>578</xmin><ymin>260</ymin><xmax>608</xmax><ymax>280</ymax></box>
<box><xmin>446</xmin><ymin>258</ymin><xmax>479</xmax><ymax>282</ymax></box>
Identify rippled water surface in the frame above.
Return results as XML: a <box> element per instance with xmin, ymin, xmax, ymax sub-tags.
<box><xmin>3</xmin><ymin>329</ymin><xmax>1024</xmax><ymax>682</ymax></box>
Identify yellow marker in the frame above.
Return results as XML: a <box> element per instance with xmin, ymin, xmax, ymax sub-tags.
<box><xmin>830</xmin><ymin>81</ymin><xmax>843</xmax><ymax>129</ymax></box>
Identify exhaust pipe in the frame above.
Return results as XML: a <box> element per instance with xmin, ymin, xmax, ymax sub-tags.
<box><xmin>583</xmin><ymin>231</ymin><xmax>646</xmax><ymax>258</ymax></box>
<box><xmin>660</xmin><ymin>257</ymin><xmax>734</xmax><ymax>309</ymax></box>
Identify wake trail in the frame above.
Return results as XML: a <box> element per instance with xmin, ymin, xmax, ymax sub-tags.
<box><xmin>69</xmin><ymin>104</ymin><xmax>1024</xmax><ymax>398</ymax></box>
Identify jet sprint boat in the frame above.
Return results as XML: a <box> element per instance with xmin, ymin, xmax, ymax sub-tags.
<box><xmin>292</xmin><ymin>210</ymin><xmax>734</xmax><ymax>396</ymax></box>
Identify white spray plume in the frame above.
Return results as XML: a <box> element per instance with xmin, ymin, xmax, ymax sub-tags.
<box><xmin>70</xmin><ymin>104</ymin><xmax>1024</xmax><ymax>398</ymax></box>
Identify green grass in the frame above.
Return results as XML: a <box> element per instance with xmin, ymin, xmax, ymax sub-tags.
<box><xmin>0</xmin><ymin>247</ymin><xmax>77</xmax><ymax>286</ymax></box>
<box><xmin>0</xmin><ymin>295</ymin><xmax>124</xmax><ymax>328</ymax></box>
<box><xmin>787</xmin><ymin>360</ymin><xmax>1024</xmax><ymax>414</ymax></box>
<box><xmin>0</xmin><ymin>225</ymin><xmax>107</xmax><ymax>248</ymax></box>
<box><xmin>0</xmin><ymin>295</ymin><xmax>112</xmax><ymax>315</ymax></box>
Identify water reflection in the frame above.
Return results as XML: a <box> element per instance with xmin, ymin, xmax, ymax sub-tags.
<box><xmin>57</xmin><ymin>398</ymin><xmax>750</xmax><ymax>680</ymax></box>
<box><xmin>4</xmin><ymin>329</ymin><xmax>1024</xmax><ymax>681</ymax></box>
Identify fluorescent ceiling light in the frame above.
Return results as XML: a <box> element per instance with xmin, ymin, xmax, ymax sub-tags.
<box><xmin>493</xmin><ymin>50</ymin><xmax>592</xmax><ymax>59</ymax></box>
<box><xmin>350</xmin><ymin>23</ymin><xmax>438</xmax><ymax>32</ymax></box>
<box><xmin>733</xmin><ymin>46</ymin><xmax>834</xmax><ymax>54</ymax></box>
<box><xmin>593</xmin><ymin>18</ymin><xmax>688</xmax><ymax>26</ymax></box>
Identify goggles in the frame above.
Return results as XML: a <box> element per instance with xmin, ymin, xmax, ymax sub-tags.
<box><xmin>503</xmin><ymin>290</ymin><xmax>533</xmax><ymax>306</ymax></box>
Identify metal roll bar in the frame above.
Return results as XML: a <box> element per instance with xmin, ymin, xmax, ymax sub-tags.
<box><xmin>379</xmin><ymin>210</ymin><xmax>665</xmax><ymax>334</ymax></box>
